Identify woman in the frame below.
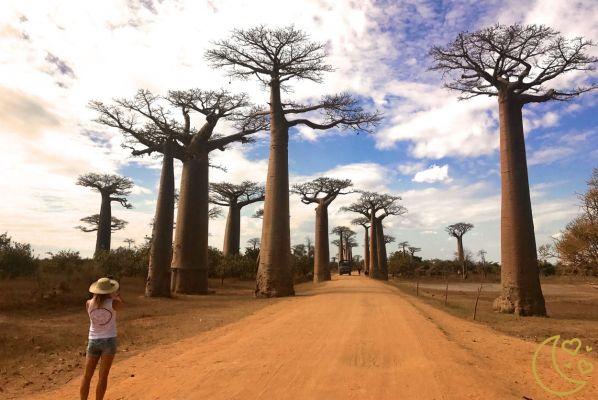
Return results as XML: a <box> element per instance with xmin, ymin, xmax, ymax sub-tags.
<box><xmin>80</xmin><ymin>277</ymin><xmax>123</xmax><ymax>400</ymax></box>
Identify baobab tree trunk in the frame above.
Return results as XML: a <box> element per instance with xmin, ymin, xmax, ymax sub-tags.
<box><xmin>493</xmin><ymin>94</ymin><xmax>546</xmax><ymax>316</ymax></box>
<box><xmin>314</xmin><ymin>203</ymin><xmax>331</xmax><ymax>282</ymax></box>
<box><xmin>363</xmin><ymin>227</ymin><xmax>370</xmax><ymax>274</ymax></box>
<box><xmin>369</xmin><ymin>217</ymin><xmax>379</xmax><ymax>279</ymax></box>
<box><xmin>255</xmin><ymin>80</ymin><xmax>294</xmax><ymax>297</ymax></box>
<box><xmin>95</xmin><ymin>193</ymin><xmax>112</xmax><ymax>257</ymax></box>
<box><xmin>145</xmin><ymin>143</ymin><xmax>174</xmax><ymax>297</ymax></box>
<box><xmin>222</xmin><ymin>204</ymin><xmax>241</xmax><ymax>256</ymax></box>
<box><xmin>338</xmin><ymin>233</ymin><xmax>344</xmax><ymax>263</ymax></box>
<box><xmin>457</xmin><ymin>236</ymin><xmax>467</xmax><ymax>280</ymax></box>
<box><xmin>171</xmin><ymin>151</ymin><xmax>210</xmax><ymax>295</ymax></box>
<box><xmin>376</xmin><ymin>220</ymin><xmax>388</xmax><ymax>280</ymax></box>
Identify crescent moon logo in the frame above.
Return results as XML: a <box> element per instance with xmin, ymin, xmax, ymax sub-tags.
<box><xmin>532</xmin><ymin>335</ymin><xmax>594</xmax><ymax>397</ymax></box>
<box><xmin>90</xmin><ymin>307</ymin><xmax>113</xmax><ymax>326</ymax></box>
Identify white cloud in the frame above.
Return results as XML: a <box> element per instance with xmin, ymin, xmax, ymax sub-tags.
<box><xmin>375</xmin><ymin>82</ymin><xmax>499</xmax><ymax>159</ymax></box>
<box><xmin>397</xmin><ymin>161</ymin><xmax>425</xmax><ymax>175</ymax></box>
<box><xmin>528</xmin><ymin>146</ymin><xmax>575</xmax><ymax>166</ymax></box>
<box><xmin>412</xmin><ymin>164</ymin><xmax>452</xmax><ymax>183</ymax></box>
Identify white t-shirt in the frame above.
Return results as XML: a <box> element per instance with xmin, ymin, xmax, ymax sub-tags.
<box><xmin>87</xmin><ymin>298</ymin><xmax>117</xmax><ymax>339</ymax></box>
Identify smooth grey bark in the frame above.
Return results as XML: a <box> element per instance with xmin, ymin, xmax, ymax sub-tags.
<box><xmin>223</xmin><ymin>204</ymin><xmax>241</xmax><ymax>256</ymax></box>
<box><xmin>145</xmin><ymin>141</ymin><xmax>175</xmax><ymax>297</ymax></box>
<box><xmin>256</xmin><ymin>79</ymin><xmax>294</xmax><ymax>297</ymax></box>
<box><xmin>493</xmin><ymin>93</ymin><xmax>546</xmax><ymax>315</ymax></box>
<box><xmin>314</xmin><ymin>203</ymin><xmax>331</xmax><ymax>282</ymax></box>
<box><xmin>171</xmin><ymin>151</ymin><xmax>210</xmax><ymax>294</ymax></box>
<box><xmin>95</xmin><ymin>194</ymin><xmax>112</xmax><ymax>256</ymax></box>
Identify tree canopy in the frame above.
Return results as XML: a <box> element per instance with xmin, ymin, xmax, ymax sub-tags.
<box><xmin>445</xmin><ymin>223</ymin><xmax>474</xmax><ymax>238</ymax></box>
<box><xmin>430</xmin><ymin>24</ymin><xmax>597</xmax><ymax>102</ymax></box>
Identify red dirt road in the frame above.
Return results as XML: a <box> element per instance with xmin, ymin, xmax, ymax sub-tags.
<box><xmin>26</xmin><ymin>276</ymin><xmax>597</xmax><ymax>399</ymax></box>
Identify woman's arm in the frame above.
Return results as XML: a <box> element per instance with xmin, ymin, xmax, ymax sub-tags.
<box><xmin>111</xmin><ymin>292</ymin><xmax>124</xmax><ymax>311</ymax></box>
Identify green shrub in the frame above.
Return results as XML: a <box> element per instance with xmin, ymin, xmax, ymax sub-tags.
<box><xmin>94</xmin><ymin>246</ymin><xmax>149</xmax><ymax>279</ymax></box>
<box><xmin>0</xmin><ymin>233</ymin><xmax>37</xmax><ymax>278</ymax></box>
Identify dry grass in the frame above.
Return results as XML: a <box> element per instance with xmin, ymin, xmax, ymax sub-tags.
<box><xmin>0</xmin><ymin>277</ymin><xmax>288</xmax><ymax>399</ymax></box>
<box><xmin>389</xmin><ymin>275</ymin><xmax>598</xmax><ymax>357</ymax></box>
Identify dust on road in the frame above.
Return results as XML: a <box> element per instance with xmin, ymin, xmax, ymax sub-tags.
<box><xmin>26</xmin><ymin>276</ymin><xmax>597</xmax><ymax>400</ymax></box>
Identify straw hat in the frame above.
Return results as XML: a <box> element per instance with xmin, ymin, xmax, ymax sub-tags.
<box><xmin>89</xmin><ymin>277</ymin><xmax>119</xmax><ymax>294</ymax></box>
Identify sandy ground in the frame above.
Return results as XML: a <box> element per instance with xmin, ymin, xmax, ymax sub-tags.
<box><xmin>24</xmin><ymin>276</ymin><xmax>597</xmax><ymax>400</ymax></box>
<box><xmin>416</xmin><ymin>281</ymin><xmax>598</xmax><ymax>297</ymax></box>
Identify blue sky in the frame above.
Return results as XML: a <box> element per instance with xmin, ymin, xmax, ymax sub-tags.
<box><xmin>0</xmin><ymin>0</ymin><xmax>596</xmax><ymax>262</ymax></box>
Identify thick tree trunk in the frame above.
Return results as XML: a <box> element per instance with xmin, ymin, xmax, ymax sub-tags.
<box><xmin>255</xmin><ymin>80</ymin><xmax>294</xmax><ymax>297</ymax></box>
<box><xmin>363</xmin><ymin>227</ymin><xmax>370</xmax><ymax>274</ymax></box>
<box><xmin>95</xmin><ymin>194</ymin><xmax>112</xmax><ymax>257</ymax></box>
<box><xmin>222</xmin><ymin>204</ymin><xmax>241</xmax><ymax>256</ymax></box>
<box><xmin>369</xmin><ymin>217</ymin><xmax>379</xmax><ymax>279</ymax></box>
<box><xmin>376</xmin><ymin>220</ymin><xmax>388</xmax><ymax>280</ymax></box>
<box><xmin>145</xmin><ymin>144</ymin><xmax>175</xmax><ymax>297</ymax></box>
<box><xmin>338</xmin><ymin>233</ymin><xmax>344</xmax><ymax>262</ymax></box>
<box><xmin>314</xmin><ymin>203</ymin><xmax>331</xmax><ymax>282</ymax></box>
<box><xmin>493</xmin><ymin>94</ymin><xmax>546</xmax><ymax>316</ymax></box>
<box><xmin>457</xmin><ymin>236</ymin><xmax>467</xmax><ymax>280</ymax></box>
<box><xmin>171</xmin><ymin>151</ymin><xmax>210</xmax><ymax>294</ymax></box>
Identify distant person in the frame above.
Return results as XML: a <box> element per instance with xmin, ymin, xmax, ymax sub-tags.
<box><xmin>357</xmin><ymin>264</ymin><xmax>362</xmax><ymax>275</ymax></box>
<box><xmin>80</xmin><ymin>277</ymin><xmax>123</xmax><ymax>400</ymax></box>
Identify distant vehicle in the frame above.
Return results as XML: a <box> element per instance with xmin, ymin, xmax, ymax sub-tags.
<box><xmin>338</xmin><ymin>260</ymin><xmax>352</xmax><ymax>276</ymax></box>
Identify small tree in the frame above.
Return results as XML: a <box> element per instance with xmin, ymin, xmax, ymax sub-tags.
<box><xmin>384</xmin><ymin>235</ymin><xmax>396</xmax><ymax>244</ymax></box>
<box><xmin>76</xmin><ymin>173</ymin><xmax>132</xmax><ymax>256</ymax></box>
<box><xmin>556</xmin><ymin>169</ymin><xmax>598</xmax><ymax>275</ymax></box>
<box><xmin>408</xmin><ymin>246</ymin><xmax>421</xmax><ymax>258</ymax></box>
<box><xmin>123</xmin><ymin>238</ymin><xmax>135</xmax><ymax>250</ymax></box>
<box><xmin>207</xmin><ymin>26</ymin><xmax>380</xmax><ymax>298</ymax></box>
<box><xmin>293</xmin><ymin>177</ymin><xmax>352</xmax><ymax>282</ymax></box>
<box><xmin>247</xmin><ymin>238</ymin><xmax>261</xmax><ymax>251</ymax></box>
<box><xmin>398</xmin><ymin>241</ymin><xmax>410</xmax><ymax>257</ymax></box>
<box><xmin>210</xmin><ymin>181</ymin><xmax>265</xmax><ymax>256</ymax></box>
<box><xmin>431</xmin><ymin>24</ymin><xmax>597</xmax><ymax>315</ymax></box>
<box><xmin>446</xmin><ymin>223</ymin><xmax>474</xmax><ymax>280</ymax></box>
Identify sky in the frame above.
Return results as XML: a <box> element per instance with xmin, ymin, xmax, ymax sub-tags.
<box><xmin>0</xmin><ymin>0</ymin><xmax>596</xmax><ymax>262</ymax></box>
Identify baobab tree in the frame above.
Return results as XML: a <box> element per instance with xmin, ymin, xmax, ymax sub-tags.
<box><xmin>247</xmin><ymin>237</ymin><xmax>260</xmax><ymax>251</ymax></box>
<box><xmin>76</xmin><ymin>173</ymin><xmax>133</xmax><ymax>257</ymax></box>
<box><xmin>345</xmin><ymin>234</ymin><xmax>358</xmax><ymax>261</ymax></box>
<box><xmin>446</xmin><ymin>223</ymin><xmax>474</xmax><ymax>280</ymax></box>
<box><xmin>92</xmin><ymin>98</ymin><xmax>177</xmax><ymax>297</ymax></box>
<box><xmin>431</xmin><ymin>24</ymin><xmax>596</xmax><ymax>315</ymax></box>
<box><xmin>92</xmin><ymin>89</ymin><xmax>266</xmax><ymax>295</ymax></box>
<box><xmin>210</xmin><ymin>181</ymin><xmax>265</xmax><ymax>256</ymax></box>
<box><xmin>352</xmin><ymin>217</ymin><xmax>370</xmax><ymax>274</ymax></box>
<box><xmin>123</xmin><ymin>238</ymin><xmax>135</xmax><ymax>250</ymax></box>
<box><xmin>331</xmin><ymin>226</ymin><xmax>354</xmax><ymax>265</ymax></box>
<box><xmin>293</xmin><ymin>177</ymin><xmax>353</xmax><ymax>282</ymax></box>
<box><xmin>343</xmin><ymin>192</ymin><xmax>407</xmax><ymax>280</ymax></box>
<box><xmin>398</xmin><ymin>241</ymin><xmax>410</xmax><ymax>257</ymax></box>
<box><xmin>207</xmin><ymin>26</ymin><xmax>380</xmax><ymax>297</ymax></box>
<box><xmin>76</xmin><ymin>215</ymin><xmax>127</xmax><ymax>239</ymax></box>
<box><xmin>384</xmin><ymin>235</ymin><xmax>396</xmax><ymax>244</ymax></box>
<box><xmin>408</xmin><ymin>246</ymin><xmax>421</xmax><ymax>258</ymax></box>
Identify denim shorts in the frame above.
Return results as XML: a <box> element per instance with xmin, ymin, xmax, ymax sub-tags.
<box><xmin>86</xmin><ymin>337</ymin><xmax>118</xmax><ymax>357</ymax></box>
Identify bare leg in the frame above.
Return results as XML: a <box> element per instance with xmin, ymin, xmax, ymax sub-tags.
<box><xmin>95</xmin><ymin>354</ymin><xmax>115</xmax><ymax>400</ymax></box>
<box><xmin>80</xmin><ymin>355</ymin><xmax>100</xmax><ymax>400</ymax></box>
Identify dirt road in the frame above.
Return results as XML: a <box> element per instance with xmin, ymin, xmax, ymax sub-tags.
<box><xmin>27</xmin><ymin>276</ymin><xmax>597</xmax><ymax>399</ymax></box>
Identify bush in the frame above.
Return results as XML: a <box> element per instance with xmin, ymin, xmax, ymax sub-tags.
<box><xmin>94</xmin><ymin>246</ymin><xmax>149</xmax><ymax>279</ymax></box>
<box><xmin>43</xmin><ymin>250</ymin><xmax>83</xmax><ymax>274</ymax></box>
<box><xmin>291</xmin><ymin>254</ymin><xmax>312</xmax><ymax>281</ymax></box>
<box><xmin>0</xmin><ymin>233</ymin><xmax>37</xmax><ymax>278</ymax></box>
